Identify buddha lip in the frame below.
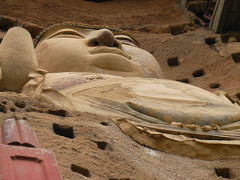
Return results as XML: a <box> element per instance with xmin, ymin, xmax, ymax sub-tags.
<box><xmin>89</xmin><ymin>46</ymin><xmax>131</xmax><ymax>59</ymax></box>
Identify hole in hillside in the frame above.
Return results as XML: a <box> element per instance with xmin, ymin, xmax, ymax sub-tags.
<box><xmin>14</xmin><ymin>101</ymin><xmax>25</xmax><ymax>108</ymax></box>
<box><xmin>10</xmin><ymin>107</ymin><xmax>16</xmax><ymax>112</ymax></box>
<box><xmin>170</xmin><ymin>25</ymin><xmax>185</xmax><ymax>35</ymax></box>
<box><xmin>1</xmin><ymin>101</ymin><xmax>7</xmax><ymax>105</ymax></box>
<box><xmin>210</xmin><ymin>83</ymin><xmax>220</xmax><ymax>89</ymax></box>
<box><xmin>0</xmin><ymin>104</ymin><xmax>6</xmax><ymax>113</ymax></box>
<box><xmin>167</xmin><ymin>57</ymin><xmax>180</xmax><ymax>67</ymax></box>
<box><xmin>205</xmin><ymin>37</ymin><xmax>216</xmax><ymax>45</ymax></box>
<box><xmin>0</xmin><ymin>38</ymin><xmax>2</xmax><ymax>43</ymax></box>
<box><xmin>192</xmin><ymin>69</ymin><xmax>205</xmax><ymax>77</ymax></box>
<box><xmin>150</xmin><ymin>51</ymin><xmax>154</xmax><ymax>54</ymax></box>
<box><xmin>100</xmin><ymin>121</ymin><xmax>109</xmax><ymax>126</ymax></box>
<box><xmin>215</xmin><ymin>168</ymin><xmax>232</xmax><ymax>179</ymax></box>
<box><xmin>96</xmin><ymin>141</ymin><xmax>108</xmax><ymax>150</ymax></box>
<box><xmin>236</xmin><ymin>93</ymin><xmax>240</xmax><ymax>100</ymax></box>
<box><xmin>53</xmin><ymin>123</ymin><xmax>75</xmax><ymax>139</ymax></box>
<box><xmin>176</xmin><ymin>79</ymin><xmax>190</xmax><ymax>83</ymax></box>
<box><xmin>71</xmin><ymin>164</ymin><xmax>91</xmax><ymax>177</ymax></box>
<box><xmin>48</xmin><ymin>109</ymin><xmax>67</xmax><ymax>117</ymax></box>
<box><xmin>232</xmin><ymin>53</ymin><xmax>240</xmax><ymax>63</ymax></box>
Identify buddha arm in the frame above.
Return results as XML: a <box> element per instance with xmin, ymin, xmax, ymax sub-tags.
<box><xmin>0</xmin><ymin>27</ymin><xmax>38</xmax><ymax>92</ymax></box>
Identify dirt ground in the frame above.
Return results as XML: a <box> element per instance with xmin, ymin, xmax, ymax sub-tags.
<box><xmin>0</xmin><ymin>0</ymin><xmax>240</xmax><ymax>179</ymax></box>
<box><xmin>0</xmin><ymin>0</ymin><xmax>191</xmax><ymax>28</ymax></box>
<box><xmin>1</xmin><ymin>93</ymin><xmax>240</xmax><ymax>180</ymax></box>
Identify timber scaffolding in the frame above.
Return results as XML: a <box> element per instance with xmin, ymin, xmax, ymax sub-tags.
<box><xmin>204</xmin><ymin>0</ymin><xmax>217</xmax><ymax>22</ymax></box>
<box><xmin>180</xmin><ymin>0</ymin><xmax>240</xmax><ymax>33</ymax></box>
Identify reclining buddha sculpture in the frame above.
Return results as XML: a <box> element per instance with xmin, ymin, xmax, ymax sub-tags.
<box><xmin>1</xmin><ymin>24</ymin><xmax>240</xmax><ymax>160</ymax></box>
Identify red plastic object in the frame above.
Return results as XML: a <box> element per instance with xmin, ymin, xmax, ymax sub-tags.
<box><xmin>0</xmin><ymin>119</ymin><xmax>62</xmax><ymax>180</ymax></box>
<box><xmin>0</xmin><ymin>118</ymin><xmax>39</xmax><ymax>148</ymax></box>
<box><xmin>0</xmin><ymin>144</ymin><xmax>62</xmax><ymax>180</ymax></box>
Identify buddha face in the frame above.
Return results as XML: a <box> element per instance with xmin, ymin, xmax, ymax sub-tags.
<box><xmin>35</xmin><ymin>28</ymin><xmax>163</xmax><ymax>78</ymax></box>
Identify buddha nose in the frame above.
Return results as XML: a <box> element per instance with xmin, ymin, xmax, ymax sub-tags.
<box><xmin>88</xmin><ymin>29</ymin><xmax>121</xmax><ymax>48</ymax></box>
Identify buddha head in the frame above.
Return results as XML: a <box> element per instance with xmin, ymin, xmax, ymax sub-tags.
<box><xmin>35</xmin><ymin>24</ymin><xmax>163</xmax><ymax>78</ymax></box>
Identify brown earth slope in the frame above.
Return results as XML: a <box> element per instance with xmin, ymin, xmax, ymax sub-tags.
<box><xmin>0</xmin><ymin>0</ymin><xmax>190</xmax><ymax>28</ymax></box>
<box><xmin>1</xmin><ymin>93</ymin><xmax>240</xmax><ymax>180</ymax></box>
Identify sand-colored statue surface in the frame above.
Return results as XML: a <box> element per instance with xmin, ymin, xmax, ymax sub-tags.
<box><xmin>1</xmin><ymin>24</ymin><xmax>240</xmax><ymax>160</ymax></box>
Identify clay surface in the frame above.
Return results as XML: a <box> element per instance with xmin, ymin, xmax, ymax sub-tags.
<box><xmin>0</xmin><ymin>93</ymin><xmax>240</xmax><ymax>180</ymax></box>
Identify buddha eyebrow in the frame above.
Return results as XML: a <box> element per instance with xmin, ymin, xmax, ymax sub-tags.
<box><xmin>48</xmin><ymin>29</ymin><xmax>86</xmax><ymax>39</ymax></box>
<box><xmin>62</xmin><ymin>31</ymin><xmax>85</xmax><ymax>37</ymax></box>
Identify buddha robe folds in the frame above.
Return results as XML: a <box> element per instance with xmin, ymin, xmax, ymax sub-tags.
<box><xmin>22</xmin><ymin>71</ymin><xmax>240</xmax><ymax>160</ymax></box>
